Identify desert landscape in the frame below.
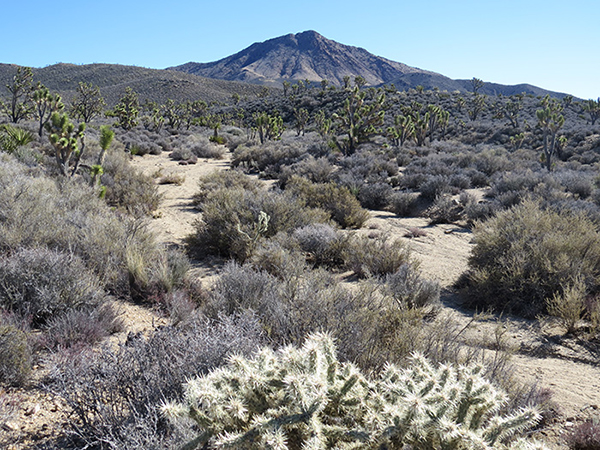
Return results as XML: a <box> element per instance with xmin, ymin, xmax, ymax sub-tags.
<box><xmin>1</xmin><ymin>30</ymin><xmax>600</xmax><ymax>449</ymax></box>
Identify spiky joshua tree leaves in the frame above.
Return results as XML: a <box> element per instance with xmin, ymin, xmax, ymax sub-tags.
<box><xmin>332</xmin><ymin>86</ymin><xmax>385</xmax><ymax>156</ymax></box>
<box><xmin>45</xmin><ymin>112</ymin><xmax>86</xmax><ymax>177</ymax></box>
<box><xmin>163</xmin><ymin>333</ymin><xmax>547</xmax><ymax>450</ymax></box>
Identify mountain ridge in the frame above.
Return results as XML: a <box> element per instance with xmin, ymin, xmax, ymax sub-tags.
<box><xmin>169</xmin><ymin>30</ymin><xmax>570</xmax><ymax>98</ymax></box>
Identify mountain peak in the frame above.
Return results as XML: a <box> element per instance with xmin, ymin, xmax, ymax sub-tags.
<box><xmin>169</xmin><ymin>31</ymin><xmax>427</xmax><ymax>87</ymax></box>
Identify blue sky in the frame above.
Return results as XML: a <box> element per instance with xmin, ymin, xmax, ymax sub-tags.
<box><xmin>3</xmin><ymin>0</ymin><xmax>598</xmax><ymax>98</ymax></box>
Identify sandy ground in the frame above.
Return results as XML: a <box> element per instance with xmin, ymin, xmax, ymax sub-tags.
<box><xmin>3</xmin><ymin>149</ymin><xmax>599</xmax><ymax>448</ymax></box>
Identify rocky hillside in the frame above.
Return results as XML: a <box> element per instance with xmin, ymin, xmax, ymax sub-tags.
<box><xmin>170</xmin><ymin>30</ymin><xmax>569</xmax><ymax>97</ymax></box>
<box><xmin>0</xmin><ymin>63</ymin><xmax>264</xmax><ymax>106</ymax></box>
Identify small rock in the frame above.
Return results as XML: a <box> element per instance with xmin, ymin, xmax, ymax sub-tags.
<box><xmin>24</xmin><ymin>403</ymin><xmax>40</xmax><ymax>416</ymax></box>
<box><xmin>1</xmin><ymin>421</ymin><xmax>19</xmax><ymax>431</ymax></box>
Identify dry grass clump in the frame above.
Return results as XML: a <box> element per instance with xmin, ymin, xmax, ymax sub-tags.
<box><xmin>0</xmin><ymin>323</ymin><xmax>31</xmax><ymax>386</ymax></box>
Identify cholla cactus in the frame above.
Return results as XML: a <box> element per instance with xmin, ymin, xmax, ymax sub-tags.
<box><xmin>368</xmin><ymin>354</ymin><xmax>544</xmax><ymax>450</ymax></box>
<box><xmin>162</xmin><ymin>332</ymin><xmax>370</xmax><ymax>449</ymax></box>
<box><xmin>163</xmin><ymin>334</ymin><xmax>548</xmax><ymax>450</ymax></box>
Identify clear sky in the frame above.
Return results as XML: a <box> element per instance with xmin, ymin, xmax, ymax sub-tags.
<box><xmin>2</xmin><ymin>0</ymin><xmax>598</xmax><ymax>99</ymax></box>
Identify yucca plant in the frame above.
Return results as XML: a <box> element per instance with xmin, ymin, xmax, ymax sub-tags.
<box><xmin>163</xmin><ymin>334</ymin><xmax>548</xmax><ymax>450</ymax></box>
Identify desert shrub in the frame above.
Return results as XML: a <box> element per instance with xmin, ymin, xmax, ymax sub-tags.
<box><xmin>346</xmin><ymin>234</ymin><xmax>413</xmax><ymax>278</ymax></box>
<box><xmin>0</xmin><ymin>154</ymin><xmax>167</xmax><ymax>301</ymax></box>
<box><xmin>192</xmin><ymin>170</ymin><xmax>261</xmax><ymax>207</ymax></box>
<box><xmin>419</xmin><ymin>174</ymin><xmax>451</xmax><ymax>200</ymax></box>
<box><xmin>43</xmin><ymin>303</ymin><xmax>124</xmax><ymax>350</ymax></box>
<box><xmin>190</xmin><ymin>186</ymin><xmax>329</xmax><ymax>261</ymax></box>
<box><xmin>337</xmin><ymin>147</ymin><xmax>399</xmax><ymax>179</ymax></box>
<box><xmin>546</xmin><ymin>277</ymin><xmax>587</xmax><ymax>335</ymax></box>
<box><xmin>357</xmin><ymin>182</ymin><xmax>393</xmax><ymax>210</ymax></box>
<box><xmin>249</xmin><ymin>236</ymin><xmax>307</xmax><ymax>279</ymax></box>
<box><xmin>277</xmin><ymin>155</ymin><xmax>333</xmax><ymax>187</ymax></box>
<box><xmin>390</xmin><ymin>191</ymin><xmax>419</xmax><ymax>217</ymax></box>
<box><xmin>48</xmin><ymin>312</ymin><xmax>264</xmax><ymax>449</ymax></box>
<box><xmin>286</xmin><ymin>176</ymin><xmax>369</xmax><ymax>228</ymax></box>
<box><xmin>101</xmin><ymin>149</ymin><xmax>161</xmax><ymax>216</ymax></box>
<box><xmin>565</xmin><ymin>417</ymin><xmax>600</xmax><ymax>450</ymax></box>
<box><xmin>464</xmin><ymin>200</ymin><xmax>498</xmax><ymax>224</ymax></box>
<box><xmin>164</xmin><ymin>333</ymin><xmax>546</xmax><ymax>450</ymax></box>
<box><xmin>292</xmin><ymin>223</ymin><xmax>348</xmax><ymax>267</ymax></box>
<box><xmin>427</xmin><ymin>195</ymin><xmax>463</xmax><ymax>224</ymax></box>
<box><xmin>168</xmin><ymin>147</ymin><xmax>194</xmax><ymax>162</ymax></box>
<box><xmin>462</xmin><ymin>200</ymin><xmax>600</xmax><ymax>317</ymax></box>
<box><xmin>232</xmin><ymin>140</ymin><xmax>306</xmax><ymax>177</ymax></box>
<box><xmin>181</xmin><ymin>134</ymin><xmax>225</xmax><ymax>159</ymax></box>
<box><xmin>0</xmin><ymin>324</ymin><xmax>31</xmax><ymax>385</ymax></box>
<box><xmin>117</xmin><ymin>130</ymin><xmax>162</xmax><ymax>156</ymax></box>
<box><xmin>381</xmin><ymin>263</ymin><xmax>441</xmax><ymax>310</ymax></box>
<box><xmin>0</xmin><ymin>248</ymin><xmax>106</xmax><ymax>325</ymax></box>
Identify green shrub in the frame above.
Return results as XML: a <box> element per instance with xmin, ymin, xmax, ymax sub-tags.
<box><xmin>286</xmin><ymin>176</ymin><xmax>369</xmax><ymax>229</ymax></box>
<box><xmin>0</xmin><ymin>324</ymin><xmax>31</xmax><ymax>385</ymax></box>
<box><xmin>164</xmin><ymin>333</ymin><xmax>547</xmax><ymax>450</ymax></box>
<box><xmin>463</xmin><ymin>200</ymin><xmax>600</xmax><ymax>317</ymax></box>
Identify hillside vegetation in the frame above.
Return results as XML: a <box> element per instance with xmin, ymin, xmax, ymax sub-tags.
<box><xmin>0</xmin><ymin>63</ymin><xmax>600</xmax><ymax>449</ymax></box>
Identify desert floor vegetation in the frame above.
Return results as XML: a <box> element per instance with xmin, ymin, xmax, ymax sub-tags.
<box><xmin>1</xmin><ymin>77</ymin><xmax>600</xmax><ymax>449</ymax></box>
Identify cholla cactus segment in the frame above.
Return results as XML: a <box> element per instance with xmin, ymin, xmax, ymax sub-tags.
<box><xmin>164</xmin><ymin>337</ymin><xmax>548</xmax><ymax>450</ymax></box>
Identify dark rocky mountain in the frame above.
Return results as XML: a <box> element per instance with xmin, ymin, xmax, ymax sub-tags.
<box><xmin>170</xmin><ymin>30</ymin><xmax>569</xmax><ymax>98</ymax></box>
<box><xmin>0</xmin><ymin>63</ymin><xmax>264</xmax><ymax>107</ymax></box>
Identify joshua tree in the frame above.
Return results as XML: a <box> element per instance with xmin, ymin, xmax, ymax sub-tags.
<box><xmin>1</xmin><ymin>67</ymin><xmax>34</xmax><ymax>123</ymax></box>
<box><xmin>108</xmin><ymin>87</ymin><xmax>139</xmax><ymax>130</ymax></box>
<box><xmin>45</xmin><ymin>112</ymin><xmax>86</xmax><ymax>177</ymax></box>
<box><xmin>582</xmin><ymin>97</ymin><xmax>600</xmax><ymax>125</ymax></box>
<box><xmin>387</xmin><ymin>114</ymin><xmax>415</xmax><ymax>146</ymax></box>
<box><xmin>90</xmin><ymin>125</ymin><xmax>114</xmax><ymax>187</ymax></box>
<box><xmin>332</xmin><ymin>86</ymin><xmax>385</xmax><ymax>155</ymax></box>
<box><xmin>494</xmin><ymin>95</ymin><xmax>523</xmax><ymax>128</ymax></box>
<box><xmin>293</xmin><ymin>107</ymin><xmax>309</xmax><ymax>136</ymax></box>
<box><xmin>71</xmin><ymin>82</ymin><xmax>105</xmax><ymax>124</ymax></box>
<box><xmin>254</xmin><ymin>112</ymin><xmax>284</xmax><ymax>144</ymax></box>
<box><xmin>32</xmin><ymin>84</ymin><xmax>64</xmax><ymax>137</ymax></box>
<box><xmin>536</xmin><ymin>100</ymin><xmax>565</xmax><ymax>171</ymax></box>
<box><xmin>314</xmin><ymin>110</ymin><xmax>332</xmax><ymax>137</ymax></box>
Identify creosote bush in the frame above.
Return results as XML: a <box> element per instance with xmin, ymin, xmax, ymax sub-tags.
<box><xmin>346</xmin><ymin>234</ymin><xmax>413</xmax><ymax>278</ymax></box>
<box><xmin>462</xmin><ymin>200</ymin><xmax>600</xmax><ymax>317</ymax></box>
<box><xmin>286</xmin><ymin>176</ymin><xmax>369</xmax><ymax>229</ymax></box>
<box><xmin>164</xmin><ymin>333</ymin><xmax>547</xmax><ymax>450</ymax></box>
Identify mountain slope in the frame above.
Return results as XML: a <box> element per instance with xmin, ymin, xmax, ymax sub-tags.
<box><xmin>171</xmin><ymin>31</ymin><xmax>569</xmax><ymax>97</ymax></box>
<box><xmin>0</xmin><ymin>63</ymin><xmax>264</xmax><ymax>106</ymax></box>
<box><xmin>171</xmin><ymin>30</ymin><xmax>437</xmax><ymax>87</ymax></box>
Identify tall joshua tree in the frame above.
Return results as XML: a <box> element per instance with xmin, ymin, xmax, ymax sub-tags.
<box><xmin>32</xmin><ymin>84</ymin><xmax>64</xmax><ymax>137</ymax></box>
<box><xmin>1</xmin><ymin>67</ymin><xmax>34</xmax><ymax>123</ymax></box>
